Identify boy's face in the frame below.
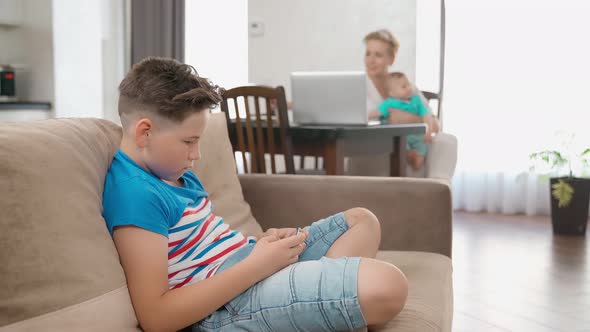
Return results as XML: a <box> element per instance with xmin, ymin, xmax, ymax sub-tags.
<box><xmin>140</xmin><ymin>110</ymin><xmax>209</xmax><ymax>181</ymax></box>
<box><xmin>388</xmin><ymin>77</ymin><xmax>413</xmax><ymax>100</ymax></box>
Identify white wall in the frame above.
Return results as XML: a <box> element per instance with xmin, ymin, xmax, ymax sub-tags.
<box><xmin>101</xmin><ymin>0</ymin><xmax>127</xmax><ymax>124</ymax></box>
<box><xmin>0</xmin><ymin>24</ymin><xmax>26</xmax><ymax>97</ymax></box>
<box><xmin>0</xmin><ymin>0</ymin><xmax>54</xmax><ymax>108</ymax></box>
<box><xmin>21</xmin><ymin>0</ymin><xmax>55</xmax><ymax>104</ymax></box>
<box><xmin>416</xmin><ymin>0</ymin><xmax>442</xmax><ymax>94</ymax></box>
<box><xmin>52</xmin><ymin>0</ymin><xmax>103</xmax><ymax>118</ymax></box>
<box><xmin>51</xmin><ymin>0</ymin><xmax>125</xmax><ymax>120</ymax></box>
<box><xmin>185</xmin><ymin>0</ymin><xmax>249</xmax><ymax>90</ymax></box>
<box><xmin>0</xmin><ymin>22</ymin><xmax>24</xmax><ymax>65</ymax></box>
<box><xmin>248</xmin><ymin>0</ymin><xmax>417</xmax><ymax>99</ymax></box>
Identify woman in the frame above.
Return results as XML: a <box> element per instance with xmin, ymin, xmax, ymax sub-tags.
<box><xmin>364</xmin><ymin>29</ymin><xmax>440</xmax><ymax>135</ymax></box>
<box><xmin>348</xmin><ymin>29</ymin><xmax>456</xmax><ymax>178</ymax></box>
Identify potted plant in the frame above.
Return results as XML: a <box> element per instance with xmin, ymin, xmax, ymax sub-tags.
<box><xmin>530</xmin><ymin>145</ymin><xmax>590</xmax><ymax>235</ymax></box>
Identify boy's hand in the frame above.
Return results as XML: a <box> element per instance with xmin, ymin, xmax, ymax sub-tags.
<box><xmin>246</xmin><ymin>231</ymin><xmax>308</xmax><ymax>279</ymax></box>
<box><xmin>262</xmin><ymin>227</ymin><xmax>303</xmax><ymax>239</ymax></box>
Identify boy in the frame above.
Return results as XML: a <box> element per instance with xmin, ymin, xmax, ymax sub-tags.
<box><xmin>372</xmin><ymin>72</ymin><xmax>438</xmax><ymax>170</ymax></box>
<box><xmin>102</xmin><ymin>57</ymin><xmax>408</xmax><ymax>331</ymax></box>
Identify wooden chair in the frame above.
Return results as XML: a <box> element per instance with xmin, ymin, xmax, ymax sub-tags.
<box><xmin>421</xmin><ymin>90</ymin><xmax>441</xmax><ymax>115</ymax></box>
<box><xmin>220</xmin><ymin>85</ymin><xmax>296</xmax><ymax>174</ymax></box>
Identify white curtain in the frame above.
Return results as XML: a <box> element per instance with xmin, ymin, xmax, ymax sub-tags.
<box><xmin>436</xmin><ymin>0</ymin><xmax>590</xmax><ymax>215</ymax></box>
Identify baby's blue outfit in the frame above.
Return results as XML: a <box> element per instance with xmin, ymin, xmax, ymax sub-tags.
<box><xmin>378</xmin><ymin>95</ymin><xmax>429</xmax><ymax>156</ymax></box>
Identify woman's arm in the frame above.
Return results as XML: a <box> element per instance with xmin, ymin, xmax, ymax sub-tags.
<box><xmin>424</xmin><ymin>114</ymin><xmax>440</xmax><ymax>134</ymax></box>
<box><xmin>114</xmin><ymin>226</ymin><xmax>306</xmax><ymax>332</ymax></box>
<box><xmin>387</xmin><ymin>109</ymin><xmax>440</xmax><ymax>141</ymax></box>
<box><xmin>386</xmin><ymin>109</ymin><xmax>423</xmax><ymax>124</ymax></box>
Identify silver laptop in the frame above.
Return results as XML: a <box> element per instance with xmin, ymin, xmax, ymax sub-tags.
<box><xmin>291</xmin><ymin>71</ymin><xmax>378</xmax><ymax>126</ymax></box>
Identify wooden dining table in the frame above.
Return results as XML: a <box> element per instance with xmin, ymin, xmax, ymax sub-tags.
<box><xmin>229</xmin><ymin>121</ymin><xmax>426</xmax><ymax>177</ymax></box>
<box><xmin>288</xmin><ymin>123</ymin><xmax>426</xmax><ymax>176</ymax></box>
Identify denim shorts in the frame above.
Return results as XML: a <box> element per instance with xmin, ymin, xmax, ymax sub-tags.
<box><xmin>407</xmin><ymin>134</ymin><xmax>428</xmax><ymax>156</ymax></box>
<box><xmin>192</xmin><ymin>212</ymin><xmax>367</xmax><ymax>331</ymax></box>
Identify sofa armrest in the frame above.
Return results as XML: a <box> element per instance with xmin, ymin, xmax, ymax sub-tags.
<box><xmin>239</xmin><ymin>174</ymin><xmax>452</xmax><ymax>258</ymax></box>
<box><xmin>426</xmin><ymin>132</ymin><xmax>458</xmax><ymax>180</ymax></box>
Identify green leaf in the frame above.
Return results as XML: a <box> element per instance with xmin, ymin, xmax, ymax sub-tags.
<box><xmin>551</xmin><ymin>180</ymin><xmax>574</xmax><ymax>208</ymax></box>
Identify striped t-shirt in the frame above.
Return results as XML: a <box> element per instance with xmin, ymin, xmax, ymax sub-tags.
<box><xmin>102</xmin><ymin>149</ymin><xmax>255</xmax><ymax>289</ymax></box>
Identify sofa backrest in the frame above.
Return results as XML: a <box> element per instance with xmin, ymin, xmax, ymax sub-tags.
<box><xmin>193</xmin><ymin>113</ymin><xmax>263</xmax><ymax>237</ymax></box>
<box><xmin>0</xmin><ymin>113</ymin><xmax>261</xmax><ymax>328</ymax></box>
<box><xmin>0</xmin><ymin>118</ymin><xmax>128</xmax><ymax>327</ymax></box>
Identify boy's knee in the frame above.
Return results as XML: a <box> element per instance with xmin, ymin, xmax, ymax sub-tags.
<box><xmin>379</xmin><ymin>265</ymin><xmax>408</xmax><ymax>318</ymax></box>
<box><xmin>359</xmin><ymin>260</ymin><xmax>408</xmax><ymax>325</ymax></box>
<box><xmin>344</xmin><ymin>207</ymin><xmax>380</xmax><ymax>230</ymax></box>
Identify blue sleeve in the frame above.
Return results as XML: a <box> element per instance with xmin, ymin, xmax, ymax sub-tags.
<box><xmin>103</xmin><ymin>178</ymin><xmax>171</xmax><ymax>237</ymax></box>
<box><xmin>411</xmin><ymin>95</ymin><xmax>429</xmax><ymax>117</ymax></box>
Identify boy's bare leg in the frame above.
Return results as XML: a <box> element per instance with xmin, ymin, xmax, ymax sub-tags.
<box><xmin>325</xmin><ymin>208</ymin><xmax>381</xmax><ymax>259</ymax></box>
<box><xmin>324</xmin><ymin>209</ymin><xmax>407</xmax><ymax>329</ymax></box>
<box><xmin>358</xmin><ymin>258</ymin><xmax>408</xmax><ymax>330</ymax></box>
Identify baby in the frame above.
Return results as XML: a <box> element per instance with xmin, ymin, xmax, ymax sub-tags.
<box><xmin>376</xmin><ymin>72</ymin><xmax>437</xmax><ymax>170</ymax></box>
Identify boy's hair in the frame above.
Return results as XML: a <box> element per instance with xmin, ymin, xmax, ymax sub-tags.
<box><xmin>118</xmin><ymin>57</ymin><xmax>224</xmax><ymax>126</ymax></box>
<box><xmin>363</xmin><ymin>29</ymin><xmax>400</xmax><ymax>56</ymax></box>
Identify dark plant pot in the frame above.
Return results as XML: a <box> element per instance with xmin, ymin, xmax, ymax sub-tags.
<box><xmin>550</xmin><ymin>177</ymin><xmax>590</xmax><ymax>235</ymax></box>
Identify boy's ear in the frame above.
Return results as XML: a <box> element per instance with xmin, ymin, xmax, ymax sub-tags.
<box><xmin>135</xmin><ymin>118</ymin><xmax>153</xmax><ymax>148</ymax></box>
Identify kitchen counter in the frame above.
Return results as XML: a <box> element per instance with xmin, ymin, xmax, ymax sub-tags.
<box><xmin>0</xmin><ymin>102</ymin><xmax>52</xmax><ymax>121</ymax></box>
<box><xmin>0</xmin><ymin>102</ymin><xmax>51</xmax><ymax>110</ymax></box>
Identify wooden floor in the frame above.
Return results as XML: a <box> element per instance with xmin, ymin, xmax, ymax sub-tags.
<box><xmin>452</xmin><ymin>212</ymin><xmax>590</xmax><ymax>332</ymax></box>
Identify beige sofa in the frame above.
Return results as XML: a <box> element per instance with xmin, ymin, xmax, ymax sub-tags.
<box><xmin>0</xmin><ymin>113</ymin><xmax>453</xmax><ymax>332</ymax></box>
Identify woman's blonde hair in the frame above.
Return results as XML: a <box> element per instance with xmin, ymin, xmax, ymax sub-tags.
<box><xmin>363</xmin><ymin>29</ymin><xmax>399</xmax><ymax>56</ymax></box>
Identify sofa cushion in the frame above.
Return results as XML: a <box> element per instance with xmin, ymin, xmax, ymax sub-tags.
<box><xmin>376</xmin><ymin>251</ymin><xmax>453</xmax><ymax>332</ymax></box>
<box><xmin>192</xmin><ymin>112</ymin><xmax>263</xmax><ymax>237</ymax></box>
<box><xmin>0</xmin><ymin>119</ymin><xmax>132</xmax><ymax>327</ymax></box>
<box><xmin>0</xmin><ymin>287</ymin><xmax>140</xmax><ymax>332</ymax></box>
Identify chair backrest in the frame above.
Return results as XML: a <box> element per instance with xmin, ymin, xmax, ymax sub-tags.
<box><xmin>421</xmin><ymin>90</ymin><xmax>439</xmax><ymax>103</ymax></box>
<box><xmin>421</xmin><ymin>90</ymin><xmax>443</xmax><ymax>121</ymax></box>
<box><xmin>220</xmin><ymin>85</ymin><xmax>295</xmax><ymax>174</ymax></box>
